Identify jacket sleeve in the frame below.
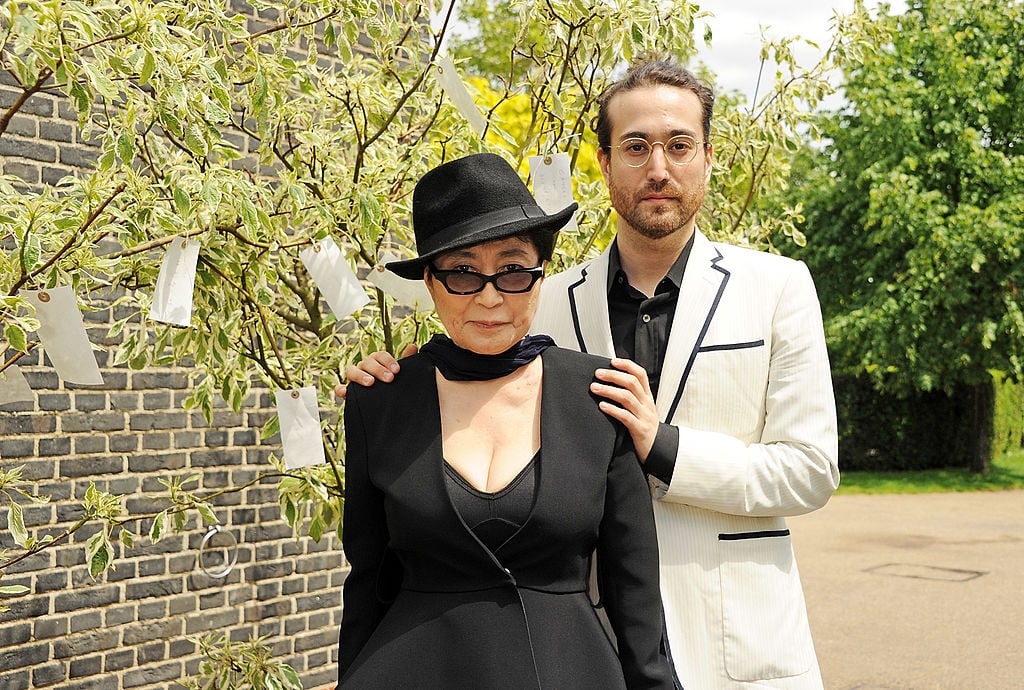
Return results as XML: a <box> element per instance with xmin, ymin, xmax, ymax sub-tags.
<box><xmin>598</xmin><ymin>432</ymin><xmax>676</xmax><ymax>689</ymax></box>
<box><xmin>337</xmin><ymin>391</ymin><xmax>396</xmax><ymax>679</ymax></box>
<box><xmin>655</xmin><ymin>260</ymin><xmax>840</xmax><ymax>517</ymax></box>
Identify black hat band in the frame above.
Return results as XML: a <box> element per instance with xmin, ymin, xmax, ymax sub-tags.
<box><xmin>420</xmin><ymin>204</ymin><xmax>550</xmax><ymax>256</ymax></box>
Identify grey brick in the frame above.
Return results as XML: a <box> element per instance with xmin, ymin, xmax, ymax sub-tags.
<box><xmin>56</xmin><ymin>144</ymin><xmax>99</xmax><ymax>168</ymax></box>
<box><xmin>53</xmin><ymin>585</ymin><xmax>120</xmax><ymax>612</ymax></box>
<box><xmin>37</xmin><ymin>393</ymin><xmax>72</xmax><ymax>411</ymax></box>
<box><xmin>59</xmin><ymin>455</ymin><xmax>124</xmax><ymax>478</ymax></box>
<box><xmin>0</xmin><ymin>415</ymin><xmax>55</xmax><ymax>434</ymax></box>
<box><xmin>105</xmin><ymin>603</ymin><xmax>136</xmax><ymax>626</ymax></box>
<box><xmin>70</xmin><ymin>610</ymin><xmax>102</xmax><ymax>633</ymax></box>
<box><xmin>142</xmin><ymin>432</ymin><xmax>171</xmax><ymax>450</ymax></box>
<box><xmin>51</xmin><ymin>629</ymin><xmax>118</xmax><ymax>658</ymax></box>
<box><xmin>143</xmin><ymin>391</ymin><xmax>171</xmax><ymax>409</ymax></box>
<box><xmin>74</xmin><ymin>393</ymin><xmax>108</xmax><ymax>411</ymax></box>
<box><xmin>35</xmin><ymin>569</ymin><xmax>68</xmax><ymax>592</ymax></box>
<box><xmin>103</xmin><ymin>648</ymin><xmax>134</xmax><ymax>672</ymax></box>
<box><xmin>0</xmin><ymin>641</ymin><xmax>47</xmax><ymax>670</ymax></box>
<box><xmin>0</xmin><ymin>621</ymin><xmax>31</xmax><ymax>648</ymax></box>
<box><xmin>42</xmin><ymin>165</ymin><xmax>73</xmax><ymax>186</ymax></box>
<box><xmin>39</xmin><ymin>120</ymin><xmax>73</xmax><ymax>142</ymax></box>
<box><xmin>73</xmin><ymin>432</ymin><xmax>105</xmax><ymax>454</ymax></box>
<box><xmin>138</xmin><ymin>599</ymin><xmax>167</xmax><ymax>620</ymax></box>
<box><xmin>125</xmin><ymin>578</ymin><xmax>183</xmax><ymax>601</ymax></box>
<box><xmin>68</xmin><ymin>655</ymin><xmax>101</xmax><ymax>678</ymax></box>
<box><xmin>33</xmin><ymin>616</ymin><xmax>69</xmax><ymax>639</ymax></box>
<box><xmin>6</xmin><ymin>115</ymin><xmax>37</xmax><ymax>137</ymax></box>
<box><xmin>127</xmin><ymin>452</ymin><xmax>185</xmax><ymax>473</ymax></box>
<box><xmin>109</xmin><ymin>392</ymin><xmax>140</xmax><ymax>410</ymax></box>
<box><xmin>38</xmin><ymin>436</ymin><xmax>72</xmax><ymax>456</ymax></box>
<box><xmin>60</xmin><ymin>412</ymin><xmax>125</xmax><ymax>433</ymax></box>
<box><xmin>0</xmin><ymin>137</ymin><xmax>56</xmax><ymax>162</ymax></box>
<box><xmin>109</xmin><ymin>433</ymin><xmax>139</xmax><ymax>452</ymax></box>
<box><xmin>0</xmin><ymin>669</ymin><xmax>29</xmax><ymax>690</ymax></box>
<box><xmin>121</xmin><ymin>661</ymin><xmax>182</xmax><ymax>688</ymax></box>
<box><xmin>1</xmin><ymin>160</ymin><xmax>40</xmax><ymax>184</ymax></box>
<box><xmin>31</xmin><ymin>660</ymin><xmax>66</xmax><ymax>687</ymax></box>
<box><xmin>137</xmin><ymin>641</ymin><xmax>166</xmax><ymax>664</ymax></box>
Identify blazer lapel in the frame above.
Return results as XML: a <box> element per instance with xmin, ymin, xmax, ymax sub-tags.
<box><xmin>657</xmin><ymin>230</ymin><xmax>730</xmax><ymax>421</ymax></box>
<box><xmin>565</xmin><ymin>250</ymin><xmax>617</xmax><ymax>358</ymax></box>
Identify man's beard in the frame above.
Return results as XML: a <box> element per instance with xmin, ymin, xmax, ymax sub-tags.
<box><xmin>608</xmin><ymin>177</ymin><xmax>705</xmax><ymax>240</ymax></box>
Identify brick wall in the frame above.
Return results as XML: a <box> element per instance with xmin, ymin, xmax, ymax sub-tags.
<box><xmin>0</xmin><ymin>8</ymin><xmax>344</xmax><ymax>690</ymax></box>
<box><xmin>0</xmin><ymin>316</ymin><xmax>344</xmax><ymax>690</ymax></box>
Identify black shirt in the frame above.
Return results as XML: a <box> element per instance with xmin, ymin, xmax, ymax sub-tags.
<box><xmin>606</xmin><ymin>235</ymin><xmax>694</xmax><ymax>486</ymax></box>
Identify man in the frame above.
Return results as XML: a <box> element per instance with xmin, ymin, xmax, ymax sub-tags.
<box><xmin>339</xmin><ymin>59</ymin><xmax>838</xmax><ymax>689</ymax></box>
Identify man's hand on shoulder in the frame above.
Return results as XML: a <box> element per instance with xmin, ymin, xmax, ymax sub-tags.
<box><xmin>334</xmin><ymin>344</ymin><xmax>418</xmax><ymax>399</ymax></box>
<box><xmin>591</xmin><ymin>358</ymin><xmax>659</xmax><ymax>462</ymax></box>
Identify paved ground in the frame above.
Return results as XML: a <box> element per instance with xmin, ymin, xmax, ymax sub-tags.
<box><xmin>790</xmin><ymin>489</ymin><xmax>1024</xmax><ymax>689</ymax></box>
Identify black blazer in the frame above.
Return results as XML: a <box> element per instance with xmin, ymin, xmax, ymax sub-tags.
<box><xmin>338</xmin><ymin>347</ymin><xmax>674</xmax><ymax>689</ymax></box>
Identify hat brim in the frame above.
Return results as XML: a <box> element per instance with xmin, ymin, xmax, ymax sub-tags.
<box><xmin>385</xmin><ymin>201</ymin><xmax>578</xmax><ymax>280</ymax></box>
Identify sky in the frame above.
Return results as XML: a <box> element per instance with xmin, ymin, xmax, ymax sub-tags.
<box><xmin>693</xmin><ymin>0</ymin><xmax>908</xmax><ymax>102</ymax></box>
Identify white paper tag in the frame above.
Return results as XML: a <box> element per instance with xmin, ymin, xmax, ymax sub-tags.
<box><xmin>150</xmin><ymin>236</ymin><xmax>201</xmax><ymax>326</ymax></box>
<box><xmin>529</xmin><ymin>152</ymin><xmax>578</xmax><ymax>234</ymax></box>
<box><xmin>366</xmin><ymin>252</ymin><xmax>434</xmax><ymax>312</ymax></box>
<box><xmin>24</xmin><ymin>286</ymin><xmax>104</xmax><ymax>385</ymax></box>
<box><xmin>275</xmin><ymin>386</ymin><xmax>326</xmax><ymax>470</ymax></box>
<box><xmin>0</xmin><ymin>365</ymin><xmax>34</xmax><ymax>405</ymax></box>
<box><xmin>299</xmin><ymin>236</ymin><xmax>371</xmax><ymax>318</ymax></box>
<box><xmin>434</xmin><ymin>55</ymin><xmax>486</xmax><ymax>136</ymax></box>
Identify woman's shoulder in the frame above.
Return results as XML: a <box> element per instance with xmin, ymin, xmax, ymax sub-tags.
<box><xmin>540</xmin><ymin>346</ymin><xmax>610</xmax><ymax>378</ymax></box>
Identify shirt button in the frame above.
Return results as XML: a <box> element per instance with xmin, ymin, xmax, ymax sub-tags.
<box><xmin>641</xmin><ymin>313</ymin><xmax>651</xmax><ymax>324</ymax></box>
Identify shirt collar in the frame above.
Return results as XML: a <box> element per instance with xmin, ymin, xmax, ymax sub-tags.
<box><xmin>606</xmin><ymin>232</ymin><xmax>695</xmax><ymax>294</ymax></box>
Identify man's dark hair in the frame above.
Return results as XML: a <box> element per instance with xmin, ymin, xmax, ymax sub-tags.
<box><xmin>594</xmin><ymin>59</ymin><xmax>715</xmax><ymax>152</ymax></box>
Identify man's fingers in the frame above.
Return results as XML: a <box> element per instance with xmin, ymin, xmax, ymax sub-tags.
<box><xmin>334</xmin><ymin>383</ymin><xmax>348</xmax><ymax>400</ymax></box>
<box><xmin>401</xmin><ymin>343</ymin><xmax>419</xmax><ymax>358</ymax></box>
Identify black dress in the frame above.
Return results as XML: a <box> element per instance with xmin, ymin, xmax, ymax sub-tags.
<box><xmin>338</xmin><ymin>347</ymin><xmax>675</xmax><ymax>689</ymax></box>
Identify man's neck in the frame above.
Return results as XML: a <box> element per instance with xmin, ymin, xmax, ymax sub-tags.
<box><xmin>616</xmin><ymin>225</ymin><xmax>695</xmax><ymax>297</ymax></box>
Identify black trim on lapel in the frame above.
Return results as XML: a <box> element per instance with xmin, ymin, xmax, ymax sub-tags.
<box><xmin>665</xmin><ymin>249</ymin><xmax>730</xmax><ymax>421</ymax></box>
<box><xmin>567</xmin><ymin>267</ymin><xmax>590</xmax><ymax>353</ymax></box>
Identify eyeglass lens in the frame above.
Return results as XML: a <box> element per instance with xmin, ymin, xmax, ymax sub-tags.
<box><xmin>435</xmin><ymin>268</ymin><xmax>540</xmax><ymax>294</ymax></box>
<box><xmin>617</xmin><ymin>135</ymin><xmax>702</xmax><ymax>166</ymax></box>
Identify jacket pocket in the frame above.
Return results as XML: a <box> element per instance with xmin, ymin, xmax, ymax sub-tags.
<box><xmin>718</xmin><ymin>529</ymin><xmax>815</xmax><ymax>681</ymax></box>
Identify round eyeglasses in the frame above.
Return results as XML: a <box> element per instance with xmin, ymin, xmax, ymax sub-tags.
<box><xmin>428</xmin><ymin>265</ymin><xmax>545</xmax><ymax>295</ymax></box>
<box><xmin>611</xmin><ymin>135</ymin><xmax>706</xmax><ymax>167</ymax></box>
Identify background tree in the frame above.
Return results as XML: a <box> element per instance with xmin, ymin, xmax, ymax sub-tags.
<box><xmin>1</xmin><ymin>0</ymin><xmax>874</xmax><ymax>680</ymax></box>
<box><xmin>789</xmin><ymin>0</ymin><xmax>1024</xmax><ymax>471</ymax></box>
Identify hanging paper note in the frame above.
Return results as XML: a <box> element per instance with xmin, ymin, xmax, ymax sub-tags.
<box><xmin>0</xmin><ymin>365</ymin><xmax>34</xmax><ymax>406</ymax></box>
<box><xmin>299</xmin><ymin>236</ymin><xmax>370</xmax><ymax>318</ymax></box>
<box><xmin>366</xmin><ymin>252</ymin><xmax>434</xmax><ymax>312</ymax></box>
<box><xmin>275</xmin><ymin>386</ymin><xmax>326</xmax><ymax>470</ymax></box>
<box><xmin>150</xmin><ymin>236</ymin><xmax>201</xmax><ymax>326</ymax></box>
<box><xmin>24</xmin><ymin>286</ymin><xmax>104</xmax><ymax>385</ymax></box>
<box><xmin>529</xmin><ymin>152</ymin><xmax>578</xmax><ymax>234</ymax></box>
<box><xmin>434</xmin><ymin>55</ymin><xmax>487</xmax><ymax>137</ymax></box>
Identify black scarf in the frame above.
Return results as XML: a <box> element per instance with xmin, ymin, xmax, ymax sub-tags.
<box><xmin>420</xmin><ymin>333</ymin><xmax>554</xmax><ymax>381</ymax></box>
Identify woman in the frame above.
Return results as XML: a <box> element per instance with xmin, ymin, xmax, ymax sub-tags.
<box><xmin>338</xmin><ymin>152</ymin><xmax>675</xmax><ymax>689</ymax></box>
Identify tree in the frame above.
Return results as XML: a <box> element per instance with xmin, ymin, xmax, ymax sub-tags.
<box><xmin>790</xmin><ymin>0</ymin><xmax>1024</xmax><ymax>471</ymax></box>
<box><xmin>1</xmin><ymin>0</ymin><xmax>869</xmax><ymax>680</ymax></box>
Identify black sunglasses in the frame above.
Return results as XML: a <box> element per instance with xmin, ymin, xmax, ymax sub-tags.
<box><xmin>428</xmin><ymin>265</ymin><xmax>545</xmax><ymax>295</ymax></box>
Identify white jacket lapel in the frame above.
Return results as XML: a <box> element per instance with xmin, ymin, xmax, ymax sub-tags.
<box><xmin>657</xmin><ymin>230</ymin><xmax>730</xmax><ymax>421</ymax></box>
<box><xmin>564</xmin><ymin>250</ymin><xmax>616</xmax><ymax>358</ymax></box>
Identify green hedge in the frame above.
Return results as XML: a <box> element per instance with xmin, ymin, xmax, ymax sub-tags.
<box><xmin>993</xmin><ymin>371</ymin><xmax>1024</xmax><ymax>457</ymax></box>
<box><xmin>833</xmin><ymin>374</ymin><xmax>1024</xmax><ymax>472</ymax></box>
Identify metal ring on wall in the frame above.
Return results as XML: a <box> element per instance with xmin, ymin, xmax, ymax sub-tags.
<box><xmin>198</xmin><ymin>525</ymin><xmax>238</xmax><ymax>578</ymax></box>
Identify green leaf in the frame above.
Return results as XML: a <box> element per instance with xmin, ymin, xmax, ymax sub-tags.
<box><xmin>0</xmin><ymin>585</ymin><xmax>30</xmax><ymax>596</ymax></box>
<box><xmin>149</xmin><ymin>510</ymin><xmax>167</xmax><ymax>544</ymax></box>
<box><xmin>7</xmin><ymin>501</ymin><xmax>28</xmax><ymax>547</ymax></box>
<box><xmin>4</xmin><ymin>323</ymin><xmax>28</xmax><ymax>352</ymax></box>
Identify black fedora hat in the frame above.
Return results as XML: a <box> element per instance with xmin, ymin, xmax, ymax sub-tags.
<box><xmin>386</xmin><ymin>152</ymin><xmax>578</xmax><ymax>280</ymax></box>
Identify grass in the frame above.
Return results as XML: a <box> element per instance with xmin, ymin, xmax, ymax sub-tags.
<box><xmin>835</xmin><ymin>448</ymin><xmax>1024</xmax><ymax>494</ymax></box>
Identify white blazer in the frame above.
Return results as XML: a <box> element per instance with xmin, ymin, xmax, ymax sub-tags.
<box><xmin>533</xmin><ymin>229</ymin><xmax>839</xmax><ymax>689</ymax></box>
